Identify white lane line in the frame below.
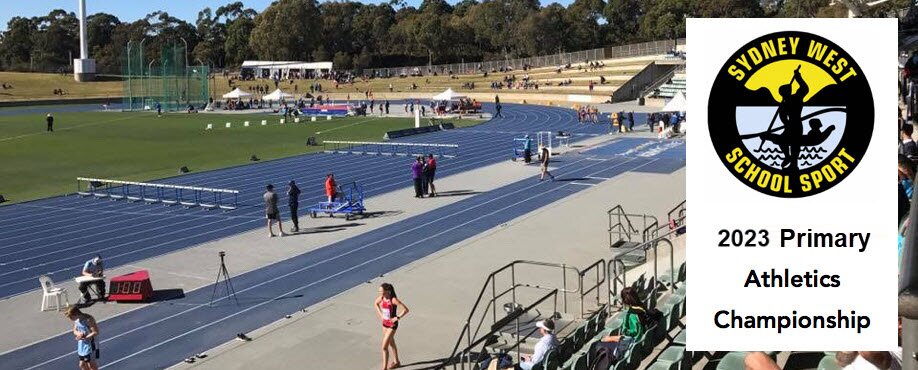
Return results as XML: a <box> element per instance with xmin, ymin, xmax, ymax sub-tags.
<box><xmin>98</xmin><ymin>158</ymin><xmax>652</xmax><ymax>369</ymax></box>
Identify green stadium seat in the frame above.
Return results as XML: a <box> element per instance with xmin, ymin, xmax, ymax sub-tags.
<box><xmin>659</xmin><ymin>261</ymin><xmax>686</xmax><ymax>287</ymax></box>
<box><xmin>818</xmin><ymin>355</ymin><xmax>842</xmax><ymax>370</ymax></box>
<box><xmin>715</xmin><ymin>352</ymin><xmax>748</xmax><ymax>370</ymax></box>
<box><xmin>606</xmin><ymin>311</ymin><xmax>626</xmax><ymax>330</ymax></box>
<box><xmin>573</xmin><ymin>326</ymin><xmax>587</xmax><ymax>348</ymax></box>
<box><xmin>572</xmin><ymin>352</ymin><xmax>588</xmax><ymax>370</ymax></box>
<box><xmin>655</xmin><ymin>345</ymin><xmax>685</xmax><ymax>370</ymax></box>
<box><xmin>587</xmin><ymin>316</ymin><xmax>598</xmax><ymax>338</ymax></box>
<box><xmin>646</xmin><ymin>361</ymin><xmax>677</xmax><ymax>370</ymax></box>
<box><xmin>673</xmin><ymin>330</ymin><xmax>686</xmax><ymax>346</ymax></box>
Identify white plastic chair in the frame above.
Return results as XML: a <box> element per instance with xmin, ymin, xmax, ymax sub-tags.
<box><xmin>39</xmin><ymin>275</ymin><xmax>69</xmax><ymax>312</ymax></box>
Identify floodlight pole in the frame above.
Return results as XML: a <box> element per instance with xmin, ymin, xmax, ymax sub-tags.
<box><xmin>139</xmin><ymin>37</ymin><xmax>148</xmax><ymax>108</ymax></box>
<box><xmin>148</xmin><ymin>59</ymin><xmax>156</xmax><ymax>109</ymax></box>
<box><xmin>127</xmin><ymin>40</ymin><xmax>133</xmax><ymax>110</ymax></box>
<box><xmin>181</xmin><ymin>37</ymin><xmax>188</xmax><ymax>108</ymax></box>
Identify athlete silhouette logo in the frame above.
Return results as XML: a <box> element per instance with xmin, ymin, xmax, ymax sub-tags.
<box><xmin>755</xmin><ymin>67</ymin><xmax>835</xmax><ymax>169</ymax></box>
<box><xmin>708</xmin><ymin>31</ymin><xmax>873</xmax><ymax>198</ymax></box>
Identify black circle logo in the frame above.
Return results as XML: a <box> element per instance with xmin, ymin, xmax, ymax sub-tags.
<box><xmin>708</xmin><ymin>31</ymin><xmax>873</xmax><ymax>198</ymax></box>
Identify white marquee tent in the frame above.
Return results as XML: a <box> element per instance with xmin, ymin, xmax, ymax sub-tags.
<box><xmin>662</xmin><ymin>92</ymin><xmax>686</xmax><ymax>112</ymax></box>
<box><xmin>263</xmin><ymin>89</ymin><xmax>294</xmax><ymax>101</ymax></box>
<box><xmin>222</xmin><ymin>88</ymin><xmax>252</xmax><ymax>99</ymax></box>
<box><xmin>431</xmin><ymin>88</ymin><xmax>466</xmax><ymax>101</ymax></box>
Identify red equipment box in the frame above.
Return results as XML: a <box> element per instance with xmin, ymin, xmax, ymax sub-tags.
<box><xmin>108</xmin><ymin>270</ymin><xmax>153</xmax><ymax>302</ymax></box>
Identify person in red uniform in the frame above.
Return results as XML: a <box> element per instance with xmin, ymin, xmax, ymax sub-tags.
<box><xmin>375</xmin><ymin>283</ymin><xmax>409</xmax><ymax>370</ymax></box>
<box><xmin>325</xmin><ymin>173</ymin><xmax>338</xmax><ymax>203</ymax></box>
<box><xmin>424</xmin><ymin>154</ymin><xmax>437</xmax><ymax>197</ymax></box>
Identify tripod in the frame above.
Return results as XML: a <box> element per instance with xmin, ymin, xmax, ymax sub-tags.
<box><xmin>210</xmin><ymin>252</ymin><xmax>239</xmax><ymax>306</ymax></box>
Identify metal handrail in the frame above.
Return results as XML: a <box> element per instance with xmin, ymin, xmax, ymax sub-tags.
<box><xmin>639</xmin><ymin>66</ymin><xmax>678</xmax><ymax>97</ymax></box>
<box><xmin>579</xmin><ymin>259</ymin><xmax>607</xmax><ymax>314</ymax></box>
<box><xmin>444</xmin><ymin>260</ymin><xmax>586</xmax><ymax>369</ymax></box>
<box><xmin>445</xmin><ymin>289</ymin><xmax>560</xmax><ymax>370</ymax></box>
<box><xmin>608</xmin><ymin>205</ymin><xmax>639</xmax><ymax>245</ymax></box>
<box><xmin>607</xmin><ymin>227</ymin><xmax>683</xmax><ymax>303</ymax></box>
<box><xmin>667</xmin><ymin>200</ymin><xmax>686</xmax><ymax>226</ymax></box>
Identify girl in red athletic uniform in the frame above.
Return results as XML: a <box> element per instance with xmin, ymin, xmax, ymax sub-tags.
<box><xmin>375</xmin><ymin>283</ymin><xmax>409</xmax><ymax>370</ymax></box>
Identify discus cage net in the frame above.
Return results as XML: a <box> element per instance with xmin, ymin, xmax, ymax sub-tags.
<box><xmin>121</xmin><ymin>41</ymin><xmax>209</xmax><ymax>112</ymax></box>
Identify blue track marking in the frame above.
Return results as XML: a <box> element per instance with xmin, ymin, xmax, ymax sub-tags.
<box><xmin>0</xmin><ymin>104</ymin><xmax>685</xmax><ymax>369</ymax></box>
<box><xmin>1</xmin><ymin>154</ymin><xmax>665</xmax><ymax>370</ymax></box>
<box><xmin>0</xmin><ymin>103</ymin><xmax>604</xmax><ymax>300</ymax></box>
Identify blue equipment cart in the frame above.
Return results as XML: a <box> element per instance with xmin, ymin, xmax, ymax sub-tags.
<box><xmin>308</xmin><ymin>182</ymin><xmax>366</xmax><ymax>221</ymax></box>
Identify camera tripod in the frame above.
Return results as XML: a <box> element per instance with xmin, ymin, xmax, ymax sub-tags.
<box><xmin>210</xmin><ymin>251</ymin><xmax>239</xmax><ymax>306</ymax></box>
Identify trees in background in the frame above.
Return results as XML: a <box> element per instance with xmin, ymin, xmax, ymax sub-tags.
<box><xmin>0</xmin><ymin>0</ymin><xmax>910</xmax><ymax>73</ymax></box>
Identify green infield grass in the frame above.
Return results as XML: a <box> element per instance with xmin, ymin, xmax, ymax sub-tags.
<box><xmin>0</xmin><ymin>110</ymin><xmax>481</xmax><ymax>203</ymax></box>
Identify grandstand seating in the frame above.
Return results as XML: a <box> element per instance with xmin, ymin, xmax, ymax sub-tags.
<box><xmin>650</xmin><ymin>74</ymin><xmax>686</xmax><ymax>99</ymax></box>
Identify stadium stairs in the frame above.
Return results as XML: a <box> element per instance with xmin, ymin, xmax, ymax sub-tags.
<box><xmin>440</xmin><ymin>200</ymin><xmax>688</xmax><ymax>370</ymax></box>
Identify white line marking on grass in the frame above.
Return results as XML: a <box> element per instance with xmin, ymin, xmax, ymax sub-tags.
<box><xmin>313</xmin><ymin>117</ymin><xmax>379</xmax><ymax>135</ymax></box>
<box><xmin>0</xmin><ymin>115</ymin><xmax>135</xmax><ymax>143</ymax></box>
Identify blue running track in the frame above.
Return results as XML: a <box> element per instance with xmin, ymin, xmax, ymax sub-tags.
<box><xmin>0</xmin><ymin>103</ymin><xmax>684</xmax><ymax>369</ymax></box>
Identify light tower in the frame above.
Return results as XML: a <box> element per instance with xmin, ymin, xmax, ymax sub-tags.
<box><xmin>73</xmin><ymin>0</ymin><xmax>96</xmax><ymax>81</ymax></box>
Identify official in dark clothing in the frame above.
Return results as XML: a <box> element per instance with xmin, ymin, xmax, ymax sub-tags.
<box><xmin>287</xmin><ymin>180</ymin><xmax>301</xmax><ymax>232</ymax></box>
<box><xmin>46</xmin><ymin>113</ymin><xmax>54</xmax><ymax>132</ymax></box>
<box><xmin>901</xmin><ymin>124</ymin><xmax>918</xmax><ymax>158</ymax></box>
<box><xmin>495</xmin><ymin>103</ymin><xmax>503</xmax><ymax>118</ymax></box>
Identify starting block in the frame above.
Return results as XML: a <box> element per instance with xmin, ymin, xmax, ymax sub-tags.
<box><xmin>225</xmin><ymin>122</ymin><xmax>231</xmax><ymax>128</ymax></box>
<box><xmin>205</xmin><ymin>124</ymin><xmax>213</xmax><ymax>130</ymax></box>
<box><xmin>261</xmin><ymin>120</ymin><xmax>267</xmax><ymax>126</ymax></box>
<box><xmin>280</xmin><ymin>119</ymin><xmax>285</xmax><ymax>124</ymax></box>
<box><xmin>326</xmin><ymin>115</ymin><xmax>332</xmax><ymax>120</ymax></box>
<box><xmin>244</xmin><ymin>121</ymin><xmax>250</xmax><ymax>127</ymax></box>
<box><xmin>294</xmin><ymin>117</ymin><xmax>300</xmax><ymax>123</ymax></box>
<box><xmin>311</xmin><ymin>116</ymin><xmax>317</xmax><ymax>122</ymax></box>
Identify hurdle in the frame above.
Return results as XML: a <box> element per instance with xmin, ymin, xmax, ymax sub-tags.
<box><xmin>76</xmin><ymin>177</ymin><xmax>239</xmax><ymax>210</ymax></box>
<box><xmin>321</xmin><ymin>140</ymin><xmax>459</xmax><ymax>158</ymax></box>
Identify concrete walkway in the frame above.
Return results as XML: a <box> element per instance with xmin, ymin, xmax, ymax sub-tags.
<box><xmin>177</xmin><ymin>167</ymin><xmax>685</xmax><ymax>370</ymax></box>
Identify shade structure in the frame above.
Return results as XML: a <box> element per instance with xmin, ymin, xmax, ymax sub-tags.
<box><xmin>431</xmin><ymin>88</ymin><xmax>466</xmax><ymax>101</ymax></box>
<box><xmin>264</xmin><ymin>88</ymin><xmax>294</xmax><ymax>101</ymax></box>
<box><xmin>662</xmin><ymin>92</ymin><xmax>686</xmax><ymax>112</ymax></box>
<box><xmin>222</xmin><ymin>88</ymin><xmax>253</xmax><ymax>99</ymax></box>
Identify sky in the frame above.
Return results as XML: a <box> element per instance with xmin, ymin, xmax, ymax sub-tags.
<box><xmin>0</xmin><ymin>0</ymin><xmax>575</xmax><ymax>32</ymax></box>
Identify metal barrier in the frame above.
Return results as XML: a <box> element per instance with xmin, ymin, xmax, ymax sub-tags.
<box><xmin>608</xmin><ymin>205</ymin><xmax>659</xmax><ymax>247</ymax></box>
<box><xmin>322</xmin><ymin>140</ymin><xmax>459</xmax><ymax>158</ymax></box>
<box><xmin>363</xmin><ymin>38</ymin><xmax>686</xmax><ymax>79</ymax></box>
<box><xmin>76</xmin><ymin>177</ymin><xmax>239</xmax><ymax>210</ymax></box>
<box><xmin>364</xmin><ymin>48</ymin><xmax>606</xmax><ymax>79</ymax></box>
<box><xmin>443</xmin><ymin>260</ymin><xmax>606</xmax><ymax>370</ymax></box>
<box><xmin>445</xmin><ymin>289</ymin><xmax>560</xmax><ymax>370</ymax></box>
<box><xmin>608</xmin><ymin>232</ymin><xmax>679</xmax><ymax>306</ymax></box>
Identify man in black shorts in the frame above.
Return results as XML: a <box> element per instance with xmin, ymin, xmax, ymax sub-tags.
<box><xmin>264</xmin><ymin>184</ymin><xmax>286</xmax><ymax>238</ymax></box>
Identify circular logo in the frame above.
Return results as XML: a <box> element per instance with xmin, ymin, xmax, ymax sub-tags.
<box><xmin>708</xmin><ymin>31</ymin><xmax>873</xmax><ymax>198</ymax></box>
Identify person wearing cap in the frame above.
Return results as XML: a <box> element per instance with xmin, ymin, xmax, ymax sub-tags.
<box><xmin>287</xmin><ymin>180</ymin><xmax>301</xmax><ymax>233</ymax></box>
<box><xmin>78</xmin><ymin>255</ymin><xmax>105</xmax><ymax>302</ymax></box>
<box><xmin>46</xmin><ymin>113</ymin><xmax>54</xmax><ymax>132</ymax></box>
<box><xmin>523</xmin><ymin>135</ymin><xmax>532</xmax><ymax>164</ymax></box>
<box><xmin>518</xmin><ymin>319</ymin><xmax>558</xmax><ymax>370</ymax></box>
